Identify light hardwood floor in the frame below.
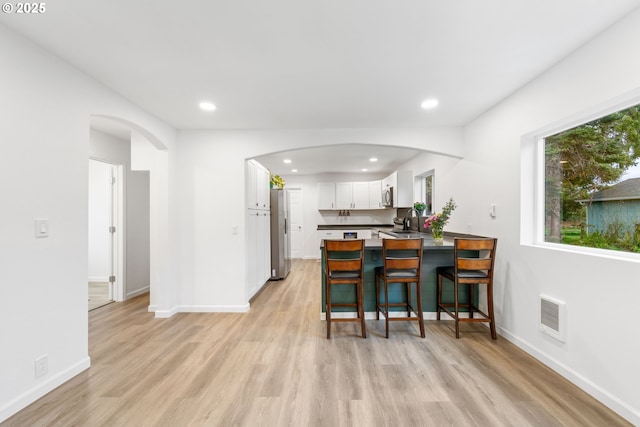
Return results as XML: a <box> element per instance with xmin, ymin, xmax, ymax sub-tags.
<box><xmin>4</xmin><ymin>260</ymin><xmax>631</xmax><ymax>426</ymax></box>
<box><xmin>88</xmin><ymin>281</ymin><xmax>112</xmax><ymax>311</ymax></box>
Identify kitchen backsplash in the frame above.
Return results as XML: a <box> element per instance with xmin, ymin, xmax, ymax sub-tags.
<box><xmin>318</xmin><ymin>209</ymin><xmax>396</xmax><ymax>225</ymax></box>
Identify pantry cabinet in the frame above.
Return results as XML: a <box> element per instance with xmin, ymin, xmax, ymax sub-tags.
<box><xmin>247</xmin><ymin>159</ymin><xmax>270</xmax><ymax>210</ymax></box>
<box><xmin>246</xmin><ymin>159</ymin><xmax>272</xmax><ymax>299</ymax></box>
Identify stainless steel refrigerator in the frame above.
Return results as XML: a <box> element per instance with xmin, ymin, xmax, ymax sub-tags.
<box><xmin>270</xmin><ymin>189</ymin><xmax>291</xmax><ymax>280</ymax></box>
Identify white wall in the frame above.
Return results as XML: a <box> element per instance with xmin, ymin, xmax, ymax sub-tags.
<box><xmin>176</xmin><ymin>128</ymin><xmax>462</xmax><ymax>311</ymax></box>
<box><xmin>89</xmin><ymin>129</ymin><xmax>151</xmax><ymax>298</ymax></box>
<box><xmin>405</xmin><ymin>10</ymin><xmax>640</xmax><ymax>424</ymax></box>
<box><xmin>0</xmin><ymin>24</ymin><xmax>177</xmax><ymax>422</ymax></box>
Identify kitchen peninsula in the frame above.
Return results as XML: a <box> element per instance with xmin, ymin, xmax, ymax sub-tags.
<box><xmin>320</xmin><ymin>230</ymin><xmax>479</xmax><ymax>316</ymax></box>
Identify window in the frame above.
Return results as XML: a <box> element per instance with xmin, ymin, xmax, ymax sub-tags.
<box><xmin>415</xmin><ymin>170</ymin><xmax>434</xmax><ymax>215</ymax></box>
<box><xmin>543</xmin><ymin>104</ymin><xmax>640</xmax><ymax>254</ymax></box>
<box><xmin>425</xmin><ymin>174</ymin><xmax>433</xmax><ymax>215</ymax></box>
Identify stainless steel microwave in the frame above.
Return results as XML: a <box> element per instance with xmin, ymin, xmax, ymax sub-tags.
<box><xmin>382</xmin><ymin>186</ymin><xmax>393</xmax><ymax>207</ymax></box>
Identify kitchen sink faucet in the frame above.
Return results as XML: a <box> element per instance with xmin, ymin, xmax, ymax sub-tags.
<box><xmin>404</xmin><ymin>208</ymin><xmax>421</xmax><ymax>231</ymax></box>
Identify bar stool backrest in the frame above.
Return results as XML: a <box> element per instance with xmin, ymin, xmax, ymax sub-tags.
<box><xmin>381</xmin><ymin>238</ymin><xmax>423</xmax><ymax>280</ymax></box>
<box><xmin>453</xmin><ymin>238</ymin><xmax>497</xmax><ymax>284</ymax></box>
<box><xmin>324</xmin><ymin>240</ymin><xmax>365</xmax><ymax>279</ymax></box>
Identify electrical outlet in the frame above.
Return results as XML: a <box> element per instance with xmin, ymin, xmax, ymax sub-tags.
<box><xmin>35</xmin><ymin>354</ymin><xmax>48</xmax><ymax>378</ymax></box>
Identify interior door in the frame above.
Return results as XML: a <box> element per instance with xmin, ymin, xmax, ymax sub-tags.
<box><xmin>288</xmin><ymin>188</ymin><xmax>304</xmax><ymax>259</ymax></box>
<box><xmin>88</xmin><ymin>159</ymin><xmax>116</xmax><ymax>309</ymax></box>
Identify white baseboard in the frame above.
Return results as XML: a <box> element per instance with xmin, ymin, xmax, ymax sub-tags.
<box><xmin>126</xmin><ymin>286</ymin><xmax>149</xmax><ymax>300</ymax></box>
<box><xmin>88</xmin><ymin>276</ymin><xmax>108</xmax><ymax>282</ymax></box>
<box><xmin>153</xmin><ymin>304</ymin><xmax>251</xmax><ymax>318</ymax></box>
<box><xmin>302</xmin><ymin>256</ymin><xmax>320</xmax><ymax>260</ymax></box>
<box><xmin>147</xmin><ymin>304</ymin><xmax>157</xmax><ymax>313</ymax></box>
<box><xmin>499</xmin><ymin>328</ymin><xmax>639</xmax><ymax>426</ymax></box>
<box><xmin>0</xmin><ymin>356</ymin><xmax>91</xmax><ymax>423</ymax></box>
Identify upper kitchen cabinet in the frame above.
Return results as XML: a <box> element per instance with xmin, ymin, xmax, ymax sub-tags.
<box><xmin>369</xmin><ymin>180</ymin><xmax>383</xmax><ymax>209</ymax></box>
<box><xmin>318</xmin><ymin>181</ymin><xmax>383</xmax><ymax>210</ymax></box>
<box><xmin>382</xmin><ymin>170</ymin><xmax>413</xmax><ymax>208</ymax></box>
<box><xmin>352</xmin><ymin>182</ymin><xmax>370</xmax><ymax>208</ymax></box>
<box><xmin>336</xmin><ymin>182</ymin><xmax>369</xmax><ymax>209</ymax></box>
<box><xmin>247</xmin><ymin>159</ymin><xmax>270</xmax><ymax>210</ymax></box>
<box><xmin>318</xmin><ymin>182</ymin><xmax>336</xmax><ymax>210</ymax></box>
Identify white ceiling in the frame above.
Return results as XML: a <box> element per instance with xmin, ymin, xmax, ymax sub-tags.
<box><xmin>255</xmin><ymin>144</ymin><xmax>422</xmax><ymax>176</ymax></box>
<box><xmin>3</xmin><ymin>1</ymin><xmax>639</xmax><ymax>173</ymax></box>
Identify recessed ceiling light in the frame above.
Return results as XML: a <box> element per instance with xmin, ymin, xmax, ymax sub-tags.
<box><xmin>362</xmin><ymin>168</ymin><xmax>368</xmax><ymax>172</ymax></box>
<box><xmin>421</xmin><ymin>99</ymin><xmax>439</xmax><ymax>109</ymax></box>
<box><xmin>199</xmin><ymin>101</ymin><xmax>216</xmax><ymax>111</ymax></box>
<box><xmin>369</xmin><ymin>157</ymin><xmax>378</xmax><ymax>162</ymax></box>
<box><xmin>291</xmin><ymin>169</ymin><xmax>298</xmax><ymax>173</ymax></box>
<box><xmin>283</xmin><ymin>159</ymin><xmax>292</xmax><ymax>164</ymax></box>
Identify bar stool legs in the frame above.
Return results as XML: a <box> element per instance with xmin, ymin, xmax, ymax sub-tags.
<box><xmin>375</xmin><ymin>238</ymin><xmax>425</xmax><ymax>338</ymax></box>
<box><xmin>324</xmin><ymin>239</ymin><xmax>366</xmax><ymax>339</ymax></box>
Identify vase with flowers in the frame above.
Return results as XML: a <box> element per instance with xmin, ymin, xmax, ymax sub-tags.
<box><xmin>423</xmin><ymin>197</ymin><xmax>456</xmax><ymax>243</ymax></box>
<box><xmin>270</xmin><ymin>174</ymin><xmax>285</xmax><ymax>189</ymax></box>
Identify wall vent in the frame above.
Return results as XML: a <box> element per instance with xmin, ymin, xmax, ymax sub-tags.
<box><xmin>539</xmin><ymin>295</ymin><xmax>566</xmax><ymax>342</ymax></box>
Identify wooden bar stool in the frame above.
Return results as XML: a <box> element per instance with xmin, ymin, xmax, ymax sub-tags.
<box><xmin>323</xmin><ymin>239</ymin><xmax>366</xmax><ymax>339</ymax></box>
<box><xmin>375</xmin><ymin>238</ymin><xmax>425</xmax><ymax>338</ymax></box>
<box><xmin>436</xmin><ymin>237</ymin><xmax>498</xmax><ymax>339</ymax></box>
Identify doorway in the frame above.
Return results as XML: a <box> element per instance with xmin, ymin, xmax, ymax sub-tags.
<box><xmin>88</xmin><ymin>158</ymin><xmax>123</xmax><ymax>310</ymax></box>
<box><xmin>288</xmin><ymin>188</ymin><xmax>304</xmax><ymax>259</ymax></box>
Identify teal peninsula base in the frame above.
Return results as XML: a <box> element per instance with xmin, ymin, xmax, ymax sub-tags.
<box><xmin>321</xmin><ymin>237</ymin><xmax>478</xmax><ymax>316</ymax></box>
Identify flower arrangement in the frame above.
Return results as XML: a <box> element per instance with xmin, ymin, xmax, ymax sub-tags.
<box><xmin>424</xmin><ymin>197</ymin><xmax>456</xmax><ymax>241</ymax></box>
<box><xmin>413</xmin><ymin>201</ymin><xmax>427</xmax><ymax>213</ymax></box>
<box><xmin>270</xmin><ymin>174</ymin><xmax>285</xmax><ymax>188</ymax></box>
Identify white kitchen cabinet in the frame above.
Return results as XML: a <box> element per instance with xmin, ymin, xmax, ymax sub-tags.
<box><xmin>318</xmin><ymin>178</ymin><xmax>404</xmax><ymax>210</ymax></box>
<box><xmin>369</xmin><ymin>180</ymin><xmax>382</xmax><ymax>209</ymax></box>
<box><xmin>256</xmin><ymin>162</ymin><xmax>270</xmax><ymax>210</ymax></box>
<box><xmin>246</xmin><ymin>210</ymin><xmax>258</xmax><ymax>295</ymax></box>
<box><xmin>247</xmin><ymin>160</ymin><xmax>258</xmax><ymax>209</ymax></box>
<box><xmin>352</xmin><ymin>182</ymin><xmax>370</xmax><ymax>208</ymax></box>
<box><xmin>381</xmin><ymin>170</ymin><xmax>413</xmax><ymax>208</ymax></box>
<box><xmin>259</xmin><ymin>211</ymin><xmax>271</xmax><ymax>284</ymax></box>
<box><xmin>247</xmin><ymin>209</ymin><xmax>271</xmax><ymax>298</ymax></box>
<box><xmin>335</xmin><ymin>182</ymin><xmax>352</xmax><ymax>209</ymax></box>
<box><xmin>318</xmin><ymin>230</ymin><xmax>341</xmax><ymax>241</ymax></box>
<box><xmin>246</xmin><ymin>159</ymin><xmax>272</xmax><ymax>298</ymax></box>
<box><xmin>395</xmin><ymin>170</ymin><xmax>413</xmax><ymax>208</ymax></box>
<box><xmin>247</xmin><ymin>159</ymin><xmax>270</xmax><ymax>210</ymax></box>
<box><xmin>318</xmin><ymin>228</ymin><xmax>373</xmax><ymax>256</ymax></box>
<box><xmin>318</xmin><ymin>182</ymin><xmax>336</xmax><ymax>210</ymax></box>
<box><xmin>335</xmin><ymin>182</ymin><xmax>369</xmax><ymax>209</ymax></box>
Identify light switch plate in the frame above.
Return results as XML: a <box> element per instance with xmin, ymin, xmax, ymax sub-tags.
<box><xmin>35</xmin><ymin>219</ymin><xmax>49</xmax><ymax>238</ymax></box>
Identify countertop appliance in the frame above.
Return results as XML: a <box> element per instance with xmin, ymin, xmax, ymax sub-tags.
<box><xmin>393</xmin><ymin>216</ymin><xmax>406</xmax><ymax>231</ymax></box>
<box><xmin>270</xmin><ymin>189</ymin><xmax>291</xmax><ymax>280</ymax></box>
<box><xmin>382</xmin><ymin>186</ymin><xmax>394</xmax><ymax>207</ymax></box>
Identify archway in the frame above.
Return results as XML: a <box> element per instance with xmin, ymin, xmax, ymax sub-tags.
<box><xmin>89</xmin><ymin>115</ymin><xmax>169</xmax><ymax>313</ymax></box>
